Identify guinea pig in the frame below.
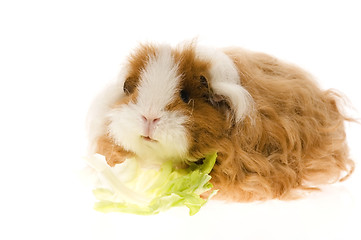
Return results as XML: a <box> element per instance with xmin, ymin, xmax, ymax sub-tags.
<box><xmin>87</xmin><ymin>42</ymin><xmax>354</xmax><ymax>201</ymax></box>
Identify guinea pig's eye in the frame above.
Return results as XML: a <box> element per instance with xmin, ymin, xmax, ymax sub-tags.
<box><xmin>180</xmin><ymin>89</ymin><xmax>190</xmax><ymax>103</ymax></box>
<box><xmin>123</xmin><ymin>78</ymin><xmax>136</xmax><ymax>95</ymax></box>
<box><xmin>200</xmin><ymin>75</ymin><xmax>208</xmax><ymax>88</ymax></box>
<box><xmin>123</xmin><ymin>83</ymin><xmax>129</xmax><ymax>94</ymax></box>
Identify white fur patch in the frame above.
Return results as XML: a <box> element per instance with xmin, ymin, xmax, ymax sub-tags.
<box><xmin>107</xmin><ymin>104</ymin><xmax>189</xmax><ymax>165</ymax></box>
<box><xmin>106</xmin><ymin>45</ymin><xmax>190</xmax><ymax>165</ymax></box>
<box><xmin>136</xmin><ymin>45</ymin><xmax>180</xmax><ymax>118</ymax></box>
<box><xmin>86</xmin><ymin>81</ymin><xmax>125</xmax><ymax>153</ymax></box>
<box><xmin>195</xmin><ymin>46</ymin><xmax>254</xmax><ymax>120</ymax></box>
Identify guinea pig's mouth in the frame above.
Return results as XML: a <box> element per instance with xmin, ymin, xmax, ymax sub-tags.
<box><xmin>141</xmin><ymin>136</ymin><xmax>158</xmax><ymax>143</ymax></box>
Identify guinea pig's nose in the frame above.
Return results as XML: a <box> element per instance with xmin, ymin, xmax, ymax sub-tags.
<box><xmin>141</xmin><ymin>115</ymin><xmax>160</xmax><ymax>140</ymax></box>
<box><xmin>141</xmin><ymin>116</ymin><xmax>160</xmax><ymax>125</ymax></box>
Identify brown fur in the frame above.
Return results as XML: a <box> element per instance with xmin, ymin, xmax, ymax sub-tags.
<box><xmin>209</xmin><ymin>49</ymin><xmax>355</xmax><ymax>201</ymax></box>
<box><xmin>171</xmin><ymin>47</ymin><xmax>231</xmax><ymax>161</ymax></box>
<box><xmin>95</xmin><ymin>43</ymin><xmax>355</xmax><ymax>202</ymax></box>
<box><xmin>97</xmin><ymin>135</ymin><xmax>135</xmax><ymax>166</ymax></box>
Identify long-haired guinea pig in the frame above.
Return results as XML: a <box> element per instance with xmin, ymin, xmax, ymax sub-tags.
<box><xmin>87</xmin><ymin>42</ymin><xmax>354</xmax><ymax>201</ymax></box>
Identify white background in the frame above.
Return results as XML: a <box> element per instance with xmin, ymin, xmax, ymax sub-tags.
<box><xmin>1</xmin><ymin>0</ymin><xmax>360</xmax><ymax>239</ymax></box>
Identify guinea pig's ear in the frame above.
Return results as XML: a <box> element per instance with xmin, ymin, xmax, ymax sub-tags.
<box><xmin>211</xmin><ymin>81</ymin><xmax>253</xmax><ymax>121</ymax></box>
<box><xmin>196</xmin><ymin>46</ymin><xmax>254</xmax><ymax>121</ymax></box>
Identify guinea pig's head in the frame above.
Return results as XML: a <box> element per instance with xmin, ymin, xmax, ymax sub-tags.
<box><xmin>98</xmin><ymin>43</ymin><xmax>253</xmax><ymax>165</ymax></box>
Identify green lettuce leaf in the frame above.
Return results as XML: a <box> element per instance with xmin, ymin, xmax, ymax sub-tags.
<box><xmin>86</xmin><ymin>153</ymin><xmax>217</xmax><ymax>216</ymax></box>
